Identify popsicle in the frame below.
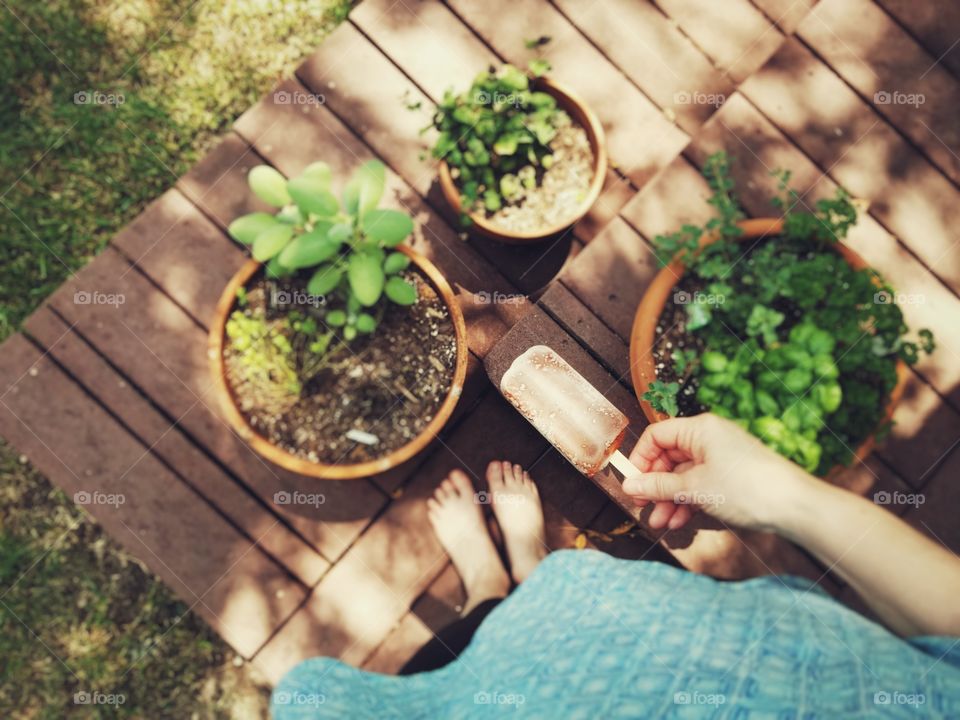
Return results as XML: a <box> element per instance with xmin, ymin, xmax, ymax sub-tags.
<box><xmin>500</xmin><ymin>345</ymin><xmax>636</xmax><ymax>478</ymax></box>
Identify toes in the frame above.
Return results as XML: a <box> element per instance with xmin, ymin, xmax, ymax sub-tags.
<box><xmin>502</xmin><ymin>461</ymin><xmax>514</xmax><ymax>485</ymax></box>
<box><xmin>448</xmin><ymin>469</ymin><xmax>473</xmax><ymax>496</ymax></box>
<box><xmin>486</xmin><ymin>460</ymin><xmax>504</xmax><ymax>489</ymax></box>
<box><xmin>426</xmin><ymin>497</ymin><xmax>441</xmax><ymax>514</ymax></box>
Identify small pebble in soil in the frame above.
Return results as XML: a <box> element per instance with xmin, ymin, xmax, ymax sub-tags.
<box><xmin>487</xmin><ymin>123</ymin><xmax>595</xmax><ymax>233</ymax></box>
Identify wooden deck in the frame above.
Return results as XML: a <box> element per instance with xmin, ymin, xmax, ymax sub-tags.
<box><xmin>2</xmin><ymin>0</ymin><xmax>959</xmax><ymax>683</ymax></box>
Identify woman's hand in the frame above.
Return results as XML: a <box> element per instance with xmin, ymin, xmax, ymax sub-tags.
<box><xmin>622</xmin><ymin>413</ymin><xmax>813</xmax><ymax>531</ymax></box>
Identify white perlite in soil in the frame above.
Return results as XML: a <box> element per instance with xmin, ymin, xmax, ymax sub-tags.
<box><xmin>489</xmin><ymin>123</ymin><xmax>594</xmax><ymax>233</ymax></box>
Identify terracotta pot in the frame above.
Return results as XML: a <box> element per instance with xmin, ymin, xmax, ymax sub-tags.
<box><xmin>208</xmin><ymin>244</ymin><xmax>469</xmax><ymax>480</ymax></box>
<box><xmin>629</xmin><ymin>218</ymin><xmax>908</xmax><ymax>476</ymax></box>
<box><xmin>438</xmin><ymin>75</ymin><xmax>607</xmax><ymax>244</ymax></box>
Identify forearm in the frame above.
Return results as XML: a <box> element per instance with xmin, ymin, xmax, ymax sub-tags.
<box><xmin>773</xmin><ymin>475</ymin><xmax>960</xmax><ymax>637</ymax></box>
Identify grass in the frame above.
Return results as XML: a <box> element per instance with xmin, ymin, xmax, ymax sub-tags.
<box><xmin>0</xmin><ymin>0</ymin><xmax>352</xmax><ymax>715</ymax></box>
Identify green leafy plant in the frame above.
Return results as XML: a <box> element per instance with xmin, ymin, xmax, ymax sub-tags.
<box><xmin>428</xmin><ymin>61</ymin><xmax>566</xmax><ymax>219</ymax></box>
<box><xmin>228</xmin><ymin>159</ymin><xmax>417</xmax><ymax>345</ymax></box>
<box><xmin>649</xmin><ymin>152</ymin><xmax>934</xmax><ymax>475</ymax></box>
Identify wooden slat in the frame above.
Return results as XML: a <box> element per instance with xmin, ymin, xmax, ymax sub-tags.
<box><xmin>552</xmin><ymin>0</ymin><xmax>735</xmax><ymax>133</ymax></box>
<box><xmin>24</xmin><ymin>307</ymin><xmax>329</xmax><ymax>586</ymax></box>
<box><xmin>446</xmin><ymin>0</ymin><xmax>689</xmax><ymax>188</ymax></box>
<box><xmin>0</xmin><ymin>334</ymin><xmax>305</xmax><ymax>658</ymax></box>
<box><xmin>903</xmin><ymin>444</ymin><xmax>960</xmax><ymax>556</ymax></box>
<box><xmin>250</xmin><ymin>392</ymin><xmax>551</xmax><ymax>683</ymax></box>
<box><xmin>741</xmin><ymin>37</ymin><xmax>960</xmax><ymax>297</ymax></box>
<box><xmin>111</xmin><ymin>188</ymin><xmax>247</xmax><ymax>326</ymax></box>
<box><xmin>360</xmin><ymin>611</ymin><xmax>434</xmax><ymax>674</ymax></box>
<box><xmin>798</xmin><ymin>0</ymin><xmax>960</xmax><ymax>186</ymax></box>
<box><xmin>45</xmin><ymin>247</ymin><xmax>388</xmax><ymax>562</ymax></box>
<box><xmin>749</xmin><ymin>0</ymin><xmax>819</xmax><ymax>34</ymax></box>
<box><xmin>875</xmin><ymin>0</ymin><xmax>960</xmax><ymax>80</ymax></box>
<box><xmin>650</xmin><ymin>0</ymin><xmax>786</xmax><ymax>81</ymax></box>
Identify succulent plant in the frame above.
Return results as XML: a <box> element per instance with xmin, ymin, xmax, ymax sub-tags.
<box><xmin>228</xmin><ymin>159</ymin><xmax>417</xmax><ymax>342</ymax></box>
<box><xmin>429</xmin><ymin>61</ymin><xmax>566</xmax><ymax>220</ymax></box>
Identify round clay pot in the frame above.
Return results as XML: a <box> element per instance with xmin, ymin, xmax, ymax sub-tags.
<box><xmin>629</xmin><ymin>217</ymin><xmax>908</xmax><ymax>476</ymax></box>
<box><xmin>209</xmin><ymin>244</ymin><xmax>469</xmax><ymax>480</ymax></box>
<box><xmin>438</xmin><ymin>75</ymin><xmax>607</xmax><ymax>244</ymax></box>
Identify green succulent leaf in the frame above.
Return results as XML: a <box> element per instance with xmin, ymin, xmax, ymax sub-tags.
<box><xmin>277</xmin><ymin>225</ymin><xmax>340</xmax><ymax>269</ymax></box>
<box><xmin>287</xmin><ymin>177</ymin><xmax>339</xmax><ymax>217</ymax></box>
<box><xmin>361</xmin><ymin>209</ymin><xmax>414</xmax><ymax>247</ymax></box>
<box><xmin>384</xmin><ymin>276</ymin><xmax>418</xmax><ymax>306</ymax></box>
<box><xmin>301</xmin><ymin>161</ymin><xmax>333</xmax><ymax>188</ymax></box>
<box><xmin>276</xmin><ymin>205</ymin><xmax>304</xmax><ymax>225</ymax></box>
<box><xmin>343</xmin><ymin>325</ymin><xmax>358</xmax><ymax>341</ymax></box>
<box><xmin>343</xmin><ymin>160</ymin><xmax>386</xmax><ymax>216</ymax></box>
<box><xmin>265</xmin><ymin>255</ymin><xmax>294</xmax><ymax>279</ymax></box>
<box><xmin>307</xmin><ymin>265</ymin><xmax>343</xmax><ymax>295</ymax></box>
<box><xmin>348</xmin><ymin>252</ymin><xmax>386</xmax><ymax>306</ymax></box>
<box><xmin>325</xmin><ymin>309</ymin><xmax>347</xmax><ymax>327</ymax></box>
<box><xmin>328</xmin><ymin>223</ymin><xmax>354</xmax><ymax>245</ymax></box>
<box><xmin>383</xmin><ymin>251</ymin><xmax>411</xmax><ymax>274</ymax></box>
<box><xmin>228</xmin><ymin>212</ymin><xmax>278</xmax><ymax>245</ymax></box>
<box><xmin>356</xmin><ymin>313</ymin><xmax>377</xmax><ymax>334</ymax></box>
<box><xmin>252</xmin><ymin>224</ymin><xmax>294</xmax><ymax>261</ymax></box>
<box><xmin>248</xmin><ymin>165</ymin><xmax>291</xmax><ymax>207</ymax></box>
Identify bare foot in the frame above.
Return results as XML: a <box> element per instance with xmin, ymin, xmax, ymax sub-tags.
<box><xmin>427</xmin><ymin>470</ymin><xmax>510</xmax><ymax>614</ymax></box>
<box><xmin>487</xmin><ymin>461</ymin><xmax>547</xmax><ymax>584</ymax></box>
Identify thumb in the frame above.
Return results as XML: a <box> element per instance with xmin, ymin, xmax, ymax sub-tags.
<box><xmin>622</xmin><ymin>471</ymin><xmax>688</xmax><ymax>503</ymax></box>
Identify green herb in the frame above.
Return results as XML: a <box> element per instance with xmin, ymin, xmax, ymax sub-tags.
<box><xmin>650</xmin><ymin>152</ymin><xmax>934</xmax><ymax>475</ymax></box>
<box><xmin>642</xmin><ymin>380</ymin><xmax>680</xmax><ymax>417</ymax></box>
<box><xmin>428</xmin><ymin>62</ymin><xmax>568</xmax><ymax>219</ymax></box>
<box><xmin>228</xmin><ymin>159</ymin><xmax>418</xmax><ymax>357</ymax></box>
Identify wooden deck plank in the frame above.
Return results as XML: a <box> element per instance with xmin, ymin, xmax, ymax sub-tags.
<box><xmin>0</xmin><ymin>334</ymin><xmax>306</xmax><ymax>658</ymax></box>
<box><xmin>350</xmin><ymin>0</ymin><xmax>634</xmax><ymax>245</ymax></box>
<box><xmin>798</xmin><ymin>0</ymin><xmax>960</xmax><ymax>186</ymax></box>
<box><xmin>250</xmin><ymin>392</ymin><xmax>551</xmax><ymax>683</ymax></box>
<box><xmin>446</xmin><ymin>0</ymin><xmax>689</xmax><ymax>188</ymax></box>
<box><xmin>23</xmin><ymin>307</ymin><xmax>330</xmax><ymax>587</ymax></box>
<box><xmin>231</xmin><ymin>76</ymin><xmax>533</xmax><ymax>355</ymax></box>
<box><xmin>552</xmin><ymin>0</ymin><xmax>735</xmax><ymax>133</ymax></box>
<box><xmin>177</xmin><ymin>132</ymin><xmax>273</xmax><ymax>230</ymax></box>
<box><xmin>875</xmin><ymin>0</ymin><xmax>960</xmax><ymax>80</ymax></box>
<box><xmin>110</xmin><ymin>188</ymin><xmax>247</xmax><ymax>327</ymax></box>
<box><xmin>741</xmin><ymin>37</ymin><xmax>960</xmax><ymax>297</ymax></box>
<box><xmin>45</xmin><ymin>248</ymin><xmax>389</xmax><ymax>562</ymax></box>
<box><xmin>650</xmin><ymin>0</ymin><xmax>786</xmax><ymax>81</ymax></box>
<box><xmin>360</xmin><ymin>611</ymin><xmax>434</xmax><ymax>674</ymax></box>
<box><xmin>749</xmin><ymin>0</ymin><xmax>819</xmax><ymax>34</ymax></box>
<box><xmin>902</xmin><ymin>444</ymin><xmax>960</xmax><ymax>556</ymax></box>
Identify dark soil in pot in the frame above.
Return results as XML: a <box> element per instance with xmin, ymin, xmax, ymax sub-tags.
<box><xmin>223</xmin><ymin>267</ymin><xmax>457</xmax><ymax>465</ymax></box>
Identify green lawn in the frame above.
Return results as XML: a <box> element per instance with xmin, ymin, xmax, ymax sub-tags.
<box><xmin>0</xmin><ymin>1</ymin><xmax>351</xmax><ymax>716</ymax></box>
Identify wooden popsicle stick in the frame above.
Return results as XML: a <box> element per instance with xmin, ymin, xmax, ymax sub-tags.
<box><xmin>607</xmin><ymin>449</ymin><xmax>642</xmax><ymax>483</ymax></box>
